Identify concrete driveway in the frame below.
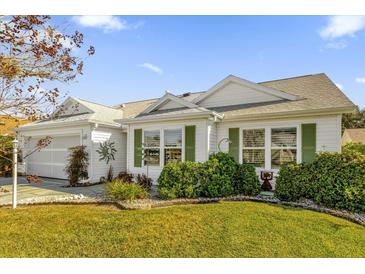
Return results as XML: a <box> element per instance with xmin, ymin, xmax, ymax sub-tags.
<box><xmin>0</xmin><ymin>176</ymin><xmax>105</xmax><ymax>205</ymax></box>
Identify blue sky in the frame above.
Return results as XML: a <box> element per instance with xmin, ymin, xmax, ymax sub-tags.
<box><xmin>54</xmin><ymin>16</ymin><xmax>365</xmax><ymax>108</ymax></box>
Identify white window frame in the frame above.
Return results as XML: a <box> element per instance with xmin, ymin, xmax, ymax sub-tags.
<box><xmin>239</xmin><ymin>124</ymin><xmax>301</xmax><ymax>171</ymax></box>
<box><xmin>270</xmin><ymin>126</ymin><xmax>299</xmax><ymax>169</ymax></box>
<box><xmin>142</xmin><ymin>129</ymin><xmax>161</xmax><ymax>167</ymax></box>
<box><xmin>242</xmin><ymin>128</ymin><xmax>266</xmax><ymax>168</ymax></box>
<box><xmin>142</xmin><ymin>126</ymin><xmax>185</xmax><ymax>168</ymax></box>
<box><xmin>162</xmin><ymin>127</ymin><xmax>185</xmax><ymax>167</ymax></box>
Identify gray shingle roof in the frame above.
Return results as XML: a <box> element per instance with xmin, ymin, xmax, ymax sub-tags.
<box><xmin>120</xmin><ymin>73</ymin><xmax>355</xmax><ymax>121</ymax></box>
<box><xmin>18</xmin><ymin>97</ymin><xmax>124</xmax><ymax>129</ymax></box>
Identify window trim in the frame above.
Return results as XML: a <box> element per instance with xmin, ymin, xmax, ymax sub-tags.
<box><xmin>239</xmin><ymin>124</ymin><xmax>301</xmax><ymax>170</ymax></box>
<box><xmin>242</xmin><ymin>128</ymin><xmax>266</xmax><ymax>168</ymax></box>
<box><xmin>270</xmin><ymin>127</ymin><xmax>298</xmax><ymax>169</ymax></box>
<box><xmin>142</xmin><ymin>129</ymin><xmax>161</xmax><ymax>167</ymax></box>
<box><xmin>163</xmin><ymin>128</ymin><xmax>183</xmax><ymax>165</ymax></box>
<box><xmin>141</xmin><ymin>126</ymin><xmax>185</xmax><ymax>168</ymax></box>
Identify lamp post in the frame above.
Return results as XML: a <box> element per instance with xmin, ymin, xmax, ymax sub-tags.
<box><xmin>12</xmin><ymin>139</ymin><xmax>18</xmax><ymax>209</ymax></box>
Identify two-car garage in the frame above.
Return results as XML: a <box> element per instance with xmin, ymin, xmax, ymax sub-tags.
<box><xmin>25</xmin><ymin>135</ymin><xmax>80</xmax><ymax>179</ymax></box>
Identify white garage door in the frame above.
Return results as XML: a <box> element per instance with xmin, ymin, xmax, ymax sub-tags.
<box><xmin>26</xmin><ymin>135</ymin><xmax>80</xmax><ymax>179</ymax></box>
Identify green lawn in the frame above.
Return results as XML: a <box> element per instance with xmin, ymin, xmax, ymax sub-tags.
<box><xmin>0</xmin><ymin>201</ymin><xmax>364</xmax><ymax>257</ymax></box>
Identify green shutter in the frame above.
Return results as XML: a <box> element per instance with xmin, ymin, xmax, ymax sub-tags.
<box><xmin>185</xmin><ymin>125</ymin><xmax>196</xmax><ymax>162</ymax></box>
<box><xmin>301</xmin><ymin>124</ymin><xmax>316</xmax><ymax>163</ymax></box>
<box><xmin>228</xmin><ymin>128</ymin><xmax>239</xmax><ymax>163</ymax></box>
<box><xmin>134</xmin><ymin>129</ymin><xmax>142</xmax><ymax>167</ymax></box>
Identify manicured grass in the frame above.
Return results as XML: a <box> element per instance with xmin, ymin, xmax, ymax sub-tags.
<box><xmin>0</xmin><ymin>201</ymin><xmax>364</xmax><ymax>257</ymax></box>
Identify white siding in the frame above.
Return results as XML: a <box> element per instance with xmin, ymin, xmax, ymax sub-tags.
<box><xmin>61</xmin><ymin>102</ymin><xmax>90</xmax><ymax>116</ymax></box>
<box><xmin>216</xmin><ymin>114</ymin><xmax>342</xmax><ymax>189</ymax></box>
<box><xmin>127</xmin><ymin>119</ymin><xmax>208</xmax><ymax>183</ymax></box>
<box><xmin>158</xmin><ymin>99</ymin><xmax>185</xmax><ymax>110</ymax></box>
<box><xmin>213</xmin><ymin>115</ymin><xmax>341</xmax><ymax>188</ymax></box>
<box><xmin>90</xmin><ymin>127</ymin><xmax>127</xmax><ymax>182</ymax></box>
<box><xmin>200</xmin><ymin>82</ymin><xmax>282</xmax><ymax>108</ymax></box>
<box><xmin>217</xmin><ymin>115</ymin><xmax>341</xmax><ymax>155</ymax></box>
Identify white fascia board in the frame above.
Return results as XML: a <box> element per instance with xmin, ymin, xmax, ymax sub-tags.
<box><xmin>222</xmin><ymin>106</ymin><xmax>356</xmax><ymax>122</ymax></box>
<box><xmin>16</xmin><ymin>118</ymin><xmax>121</xmax><ymax>132</ymax></box>
<box><xmin>119</xmin><ymin>111</ymin><xmax>218</xmax><ymax>124</ymax></box>
<box><xmin>193</xmin><ymin>74</ymin><xmax>300</xmax><ymax>104</ymax></box>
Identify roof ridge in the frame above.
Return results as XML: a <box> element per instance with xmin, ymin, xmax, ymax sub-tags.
<box><xmin>258</xmin><ymin>73</ymin><xmax>325</xmax><ymax>84</ymax></box>
<box><xmin>76</xmin><ymin>97</ymin><xmax>121</xmax><ymax>110</ymax></box>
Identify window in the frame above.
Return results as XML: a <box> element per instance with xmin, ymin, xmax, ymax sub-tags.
<box><xmin>164</xmin><ymin>129</ymin><xmax>182</xmax><ymax>165</ymax></box>
<box><xmin>242</xmin><ymin>129</ymin><xmax>265</xmax><ymax>168</ymax></box>
<box><xmin>271</xmin><ymin>127</ymin><xmax>297</xmax><ymax>168</ymax></box>
<box><xmin>143</xmin><ymin>130</ymin><xmax>160</xmax><ymax>166</ymax></box>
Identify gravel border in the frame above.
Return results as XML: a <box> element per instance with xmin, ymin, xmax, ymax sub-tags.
<box><xmin>1</xmin><ymin>193</ymin><xmax>364</xmax><ymax>227</ymax></box>
<box><xmin>115</xmin><ymin>195</ymin><xmax>365</xmax><ymax>227</ymax></box>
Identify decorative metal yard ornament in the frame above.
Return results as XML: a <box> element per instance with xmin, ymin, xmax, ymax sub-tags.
<box><xmin>260</xmin><ymin>171</ymin><xmax>273</xmax><ymax>191</ymax></box>
<box><xmin>96</xmin><ymin>141</ymin><xmax>117</xmax><ymax>164</ymax></box>
<box><xmin>218</xmin><ymin>138</ymin><xmax>232</xmax><ymax>152</ymax></box>
<box><xmin>12</xmin><ymin>139</ymin><xmax>18</xmax><ymax>209</ymax></box>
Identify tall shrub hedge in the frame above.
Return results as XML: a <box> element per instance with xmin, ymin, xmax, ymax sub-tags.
<box><xmin>157</xmin><ymin>161</ymin><xmax>204</xmax><ymax>199</ymax></box>
<box><xmin>157</xmin><ymin>152</ymin><xmax>260</xmax><ymax>199</ymax></box>
<box><xmin>200</xmin><ymin>152</ymin><xmax>237</xmax><ymax>198</ymax></box>
<box><xmin>275</xmin><ymin>151</ymin><xmax>365</xmax><ymax>212</ymax></box>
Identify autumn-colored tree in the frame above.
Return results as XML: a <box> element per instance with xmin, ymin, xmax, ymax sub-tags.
<box><xmin>0</xmin><ymin>16</ymin><xmax>95</xmax><ymax>172</ymax></box>
<box><xmin>342</xmin><ymin>106</ymin><xmax>365</xmax><ymax>132</ymax></box>
<box><xmin>0</xmin><ymin>15</ymin><xmax>95</xmax><ymax>120</ymax></box>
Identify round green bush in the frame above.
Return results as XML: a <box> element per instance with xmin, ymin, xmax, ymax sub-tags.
<box><xmin>200</xmin><ymin>152</ymin><xmax>237</xmax><ymax>198</ymax></box>
<box><xmin>233</xmin><ymin>164</ymin><xmax>261</xmax><ymax>196</ymax></box>
<box><xmin>157</xmin><ymin>161</ymin><xmax>204</xmax><ymax>199</ymax></box>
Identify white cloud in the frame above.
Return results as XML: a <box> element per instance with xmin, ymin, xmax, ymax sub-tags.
<box><xmin>324</xmin><ymin>40</ymin><xmax>348</xmax><ymax>50</ymax></box>
<box><xmin>138</xmin><ymin>63</ymin><xmax>163</xmax><ymax>75</ymax></box>
<box><xmin>355</xmin><ymin>77</ymin><xmax>365</xmax><ymax>84</ymax></box>
<box><xmin>73</xmin><ymin>16</ymin><xmax>143</xmax><ymax>33</ymax></box>
<box><xmin>335</xmin><ymin>83</ymin><xmax>344</xmax><ymax>90</ymax></box>
<box><xmin>320</xmin><ymin>16</ymin><xmax>365</xmax><ymax>39</ymax></box>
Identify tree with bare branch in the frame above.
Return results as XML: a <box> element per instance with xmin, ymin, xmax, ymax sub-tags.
<box><xmin>0</xmin><ymin>15</ymin><xmax>95</xmax><ymax>120</ymax></box>
<box><xmin>0</xmin><ymin>15</ymin><xmax>95</xmax><ymax>174</ymax></box>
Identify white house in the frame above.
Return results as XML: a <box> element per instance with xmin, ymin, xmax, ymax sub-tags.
<box><xmin>16</xmin><ymin>73</ymin><xmax>355</xmax><ymax>185</ymax></box>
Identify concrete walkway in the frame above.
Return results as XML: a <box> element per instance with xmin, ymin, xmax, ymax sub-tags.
<box><xmin>0</xmin><ymin>176</ymin><xmax>105</xmax><ymax>205</ymax></box>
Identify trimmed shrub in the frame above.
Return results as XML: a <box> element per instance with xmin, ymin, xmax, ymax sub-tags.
<box><xmin>233</xmin><ymin>164</ymin><xmax>261</xmax><ymax>196</ymax></box>
<box><xmin>275</xmin><ymin>151</ymin><xmax>365</xmax><ymax>212</ymax></box>
<box><xmin>157</xmin><ymin>161</ymin><xmax>203</xmax><ymax>199</ymax></box>
<box><xmin>136</xmin><ymin>173</ymin><xmax>152</xmax><ymax>191</ymax></box>
<box><xmin>200</xmin><ymin>152</ymin><xmax>237</xmax><ymax>198</ymax></box>
<box><xmin>106</xmin><ymin>179</ymin><xmax>148</xmax><ymax>201</ymax></box>
<box><xmin>275</xmin><ymin>163</ymin><xmax>314</xmax><ymax>201</ymax></box>
<box><xmin>309</xmin><ymin>152</ymin><xmax>365</xmax><ymax>212</ymax></box>
<box><xmin>342</xmin><ymin>142</ymin><xmax>365</xmax><ymax>155</ymax></box>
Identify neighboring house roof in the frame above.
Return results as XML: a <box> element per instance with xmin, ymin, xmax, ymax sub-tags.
<box><xmin>342</xmin><ymin>128</ymin><xmax>365</xmax><ymax>144</ymax></box>
<box><xmin>0</xmin><ymin>115</ymin><xmax>31</xmax><ymax>136</ymax></box>
<box><xmin>18</xmin><ymin>97</ymin><xmax>124</xmax><ymax>130</ymax></box>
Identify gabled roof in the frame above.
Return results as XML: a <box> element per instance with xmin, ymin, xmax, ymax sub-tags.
<box><xmin>18</xmin><ymin>97</ymin><xmax>124</xmax><ymax>130</ymax></box>
<box><xmin>193</xmin><ymin>74</ymin><xmax>300</xmax><ymax>104</ymax></box>
<box><xmin>119</xmin><ymin>73</ymin><xmax>355</xmax><ymax>122</ymax></box>
<box><xmin>141</xmin><ymin>92</ymin><xmax>201</xmax><ymax>114</ymax></box>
